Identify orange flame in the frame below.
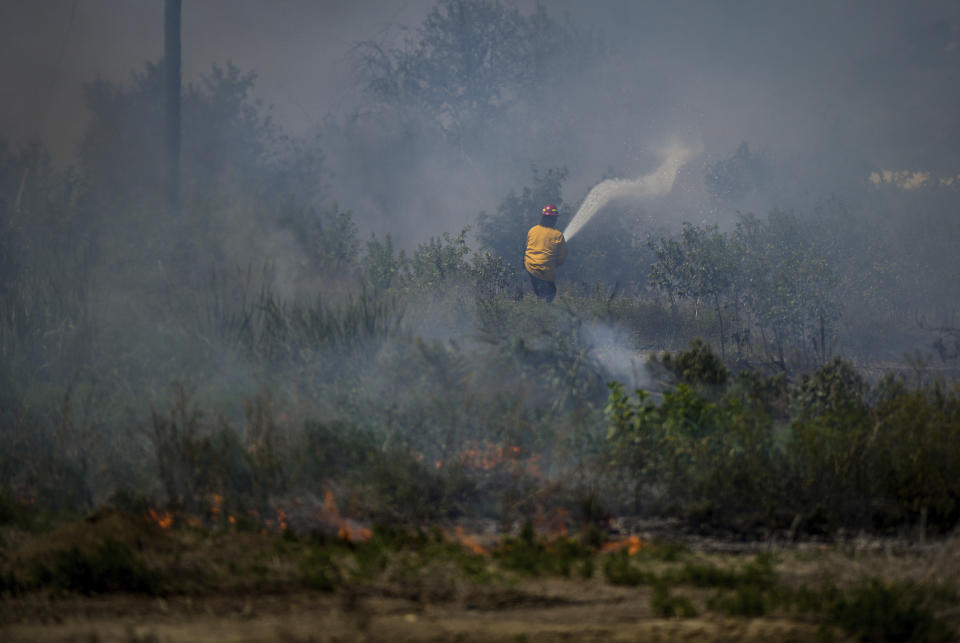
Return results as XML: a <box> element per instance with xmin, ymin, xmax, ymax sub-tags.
<box><xmin>601</xmin><ymin>535</ymin><xmax>644</xmax><ymax>556</ymax></box>
<box><xmin>319</xmin><ymin>489</ymin><xmax>372</xmax><ymax>542</ymax></box>
<box><xmin>209</xmin><ymin>493</ymin><xmax>224</xmax><ymax>520</ymax></box>
<box><xmin>452</xmin><ymin>526</ymin><xmax>487</xmax><ymax>554</ymax></box>
<box><xmin>147</xmin><ymin>508</ymin><xmax>174</xmax><ymax>529</ymax></box>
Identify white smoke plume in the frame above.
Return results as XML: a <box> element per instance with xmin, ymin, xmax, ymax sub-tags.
<box><xmin>563</xmin><ymin>141</ymin><xmax>699</xmax><ymax>240</ymax></box>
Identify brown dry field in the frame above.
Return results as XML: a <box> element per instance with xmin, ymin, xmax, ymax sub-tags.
<box><xmin>2</xmin><ymin>588</ymin><xmax>825</xmax><ymax>642</ymax></box>
<box><xmin>2</xmin><ymin>510</ymin><xmax>960</xmax><ymax>642</ymax></box>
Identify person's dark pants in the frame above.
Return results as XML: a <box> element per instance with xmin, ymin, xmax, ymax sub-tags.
<box><xmin>528</xmin><ymin>272</ymin><xmax>557</xmax><ymax>302</ymax></box>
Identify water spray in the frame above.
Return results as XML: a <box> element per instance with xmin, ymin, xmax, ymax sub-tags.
<box><xmin>563</xmin><ymin>142</ymin><xmax>696</xmax><ymax>241</ymax></box>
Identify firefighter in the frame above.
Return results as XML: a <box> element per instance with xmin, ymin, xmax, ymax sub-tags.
<box><xmin>524</xmin><ymin>204</ymin><xmax>567</xmax><ymax>302</ymax></box>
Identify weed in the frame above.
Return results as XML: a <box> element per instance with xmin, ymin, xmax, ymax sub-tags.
<box><xmin>34</xmin><ymin>540</ymin><xmax>162</xmax><ymax>595</ymax></box>
<box><xmin>651</xmin><ymin>582</ymin><xmax>698</xmax><ymax>618</ymax></box>
<box><xmin>824</xmin><ymin>579</ymin><xmax>953</xmax><ymax>643</ymax></box>
<box><xmin>647</xmin><ymin>539</ymin><xmax>689</xmax><ymax>562</ymax></box>
<box><xmin>350</xmin><ymin>539</ymin><xmax>390</xmax><ymax>580</ymax></box>
<box><xmin>674</xmin><ymin>554</ymin><xmax>776</xmax><ymax>590</ymax></box>
<box><xmin>0</xmin><ymin>569</ymin><xmax>29</xmax><ymax>596</ymax></box>
<box><xmin>496</xmin><ymin>527</ymin><xmax>591</xmax><ymax>577</ymax></box>
<box><xmin>0</xmin><ymin>486</ymin><xmax>34</xmax><ymax>528</ymax></box>
<box><xmin>579</xmin><ymin>557</ymin><xmax>595</xmax><ymax>579</ymax></box>
<box><xmin>300</xmin><ymin>548</ymin><xmax>340</xmax><ymax>591</ymax></box>
<box><xmin>710</xmin><ymin>583</ymin><xmax>773</xmax><ymax>618</ymax></box>
<box><xmin>602</xmin><ymin>551</ymin><xmax>654</xmax><ymax>586</ymax></box>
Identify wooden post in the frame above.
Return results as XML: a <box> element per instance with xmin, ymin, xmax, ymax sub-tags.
<box><xmin>164</xmin><ymin>0</ymin><xmax>181</xmax><ymax>214</ymax></box>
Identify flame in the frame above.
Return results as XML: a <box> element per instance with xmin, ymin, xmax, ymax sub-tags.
<box><xmin>319</xmin><ymin>489</ymin><xmax>372</xmax><ymax>542</ymax></box>
<box><xmin>429</xmin><ymin>442</ymin><xmax>546</xmax><ymax>477</ymax></box>
<box><xmin>209</xmin><ymin>493</ymin><xmax>224</xmax><ymax>520</ymax></box>
<box><xmin>143</xmin><ymin>491</ymin><xmax>372</xmax><ymax>541</ymax></box>
<box><xmin>147</xmin><ymin>508</ymin><xmax>174</xmax><ymax>529</ymax></box>
<box><xmin>452</xmin><ymin>526</ymin><xmax>487</xmax><ymax>554</ymax></box>
<box><xmin>601</xmin><ymin>535</ymin><xmax>644</xmax><ymax>556</ymax></box>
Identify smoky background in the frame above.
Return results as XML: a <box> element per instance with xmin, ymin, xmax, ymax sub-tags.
<box><xmin>1</xmin><ymin>0</ymin><xmax>959</xmax><ymax>534</ymax></box>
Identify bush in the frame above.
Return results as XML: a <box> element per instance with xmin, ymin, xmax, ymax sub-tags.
<box><xmin>658</xmin><ymin>338</ymin><xmax>729</xmax><ymax>388</ymax></box>
<box><xmin>34</xmin><ymin>540</ymin><xmax>162</xmax><ymax>595</ymax></box>
<box><xmin>496</xmin><ymin>525</ymin><xmax>592</xmax><ymax>577</ymax></box>
<box><xmin>824</xmin><ymin>579</ymin><xmax>953</xmax><ymax>643</ymax></box>
<box><xmin>300</xmin><ymin>548</ymin><xmax>340</xmax><ymax>591</ymax></box>
<box><xmin>710</xmin><ymin>583</ymin><xmax>773</xmax><ymax>618</ymax></box>
<box><xmin>406</xmin><ymin>228</ymin><xmax>471</xmax><ymax>291</ymax></box>
<box><xmin>602</xmin><ymin>551</ymin><xmax>654</xmax><ymax>586</ymax></box>
<box><xmin>0</xmin><ymin>486</ymin><xmax>34</xmax><ymax>528</ymax></box>
<box><xmin>651</xmin><ymin>583</ymin><xmax>698</xmax><ymax>618</ymax></box>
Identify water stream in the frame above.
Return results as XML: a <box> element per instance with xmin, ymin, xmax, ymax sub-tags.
<box><xmin>563</xmin><ymin>143</ymin><xmax>695</xmax><ymax>241</ymax></box>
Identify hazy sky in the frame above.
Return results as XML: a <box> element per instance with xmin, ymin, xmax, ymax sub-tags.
<box><xmin>0</xmin><ymin>0</ymin><xmax>435</xmax><ymax>161</ymax></box>
<box><xmin>2</xmin><ymin>1</ymin><xmax>958</xmax><ymax>192</ymax></box>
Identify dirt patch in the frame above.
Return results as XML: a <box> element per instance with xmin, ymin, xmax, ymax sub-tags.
<box><xmin>2</xmin><ymin>590</ymin><xmax>824</xmax><ymax>642</ymax></box>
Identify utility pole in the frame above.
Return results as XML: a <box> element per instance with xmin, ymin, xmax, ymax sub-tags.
<box><xmin>164</xmin><ymin>0</ymin><xmax>181</xmax><ymax>214</ymax></box>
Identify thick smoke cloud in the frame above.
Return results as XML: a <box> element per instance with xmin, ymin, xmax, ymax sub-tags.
<box><xmin>3</xmin><ymin>0</ymin><xmax>960</xmax><ymax>540</ymax></box>
<box><xmin>3</xmin><ymin>0</ymin><xmax>958</xmax><ymax>246</ymax></box>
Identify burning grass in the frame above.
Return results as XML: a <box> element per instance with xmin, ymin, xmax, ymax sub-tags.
<box><xmin>3</xmin><ymin>510</ymin><xmax>959</xmax><ymax>642</ymax></box>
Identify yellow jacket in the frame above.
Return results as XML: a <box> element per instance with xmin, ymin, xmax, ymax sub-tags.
<box><xmin>524</xmin><ymin>225</ymin><xmax>567</xmax><ymax>282</ymax></box>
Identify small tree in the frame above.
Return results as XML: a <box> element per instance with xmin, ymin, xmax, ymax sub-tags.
<box><xmin>649</xmin><ymin>223</ymin><xmax>737</xmax><ymax>357</ymax></box>
<box><xmin>733</xmin><ymin>211</ymin><xmax>840</xmax><ymax>369</ymax></box>
<box><xmin>406</xmin><ymin>228</ymin><xmax>471</xmax><ymax>291</ymax></box>
<box><xmin>362</xmin><ymin>233</ymin><xmax>405</xmax><ymax>290</ymax></box>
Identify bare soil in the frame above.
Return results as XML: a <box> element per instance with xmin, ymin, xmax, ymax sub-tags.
<box><xmin>2</xmin><ymin>584</ymin><xmax>824</xmax><ymax>642</ymax></box>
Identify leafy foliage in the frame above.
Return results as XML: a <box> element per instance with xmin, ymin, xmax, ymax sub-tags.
<box><xmin>814</xmin><ymin>579</ymin><xmax>955</xmax><ymax>643</ymax></box>
<box><xmin>406</xmin><ymin>228</ymin><xmax>472</xmax><ymax>291</ymax></box>
<box><xmin>358</xmin><ymin>0</ymin><xmax>593</xmax><ymax>150</ymax></box>
<box><xmin>277</xmin><ymin>201</ymin><xmax>359</xmax><ymax>276</ymax></box>
<box><xmin>657</xmin><ymin>337</ymin><xmax>730</xmax><ymax>388</ymax></box>
<box><xmin>648</xmin><ymin>211</ymin><xmax>840</xmax><ymax>368</ymax></box>
<box><xmin>705</xmin><ymin>141</ymin><xmax>771</xmax><ymax>204</ymax></box>
<box><xmin>362</xmin><ymin>233</ymin><xmax>405</xmax><ymax>290</ymax></box>
<box><xmin>608</xmin><ymin>339</ymin><xmax>960</xmax><ymax>533</ymax></box>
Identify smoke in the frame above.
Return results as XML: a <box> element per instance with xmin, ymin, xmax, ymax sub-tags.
<box><xmin>563</xmin><ymin>141</ymin><xmax>699</xmax><ymax>241</ymax></box>
<box><xmin>581</xmin><ymin>321</ymin><xmax>654</xmax><ymax>392</ymax></box>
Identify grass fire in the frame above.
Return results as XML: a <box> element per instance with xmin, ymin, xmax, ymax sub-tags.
<box><xmin>3</xmin><ymin>0</ymin><xmax>960</xmax><ymax>640</ymax></box>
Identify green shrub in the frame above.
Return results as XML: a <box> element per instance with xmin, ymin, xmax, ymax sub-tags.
<box><xmin>406</xmin><ymin>228</ymin><xmax>471</xmax><ymax>291</ymax></box>
<box><xmin>602</xmin><ymin>551</ymin><xmax>654</xmax><ymax>586</ymax></box>
<box><xmin>651</xmin><ymin>583</ymin><xmax>698</xmax><ymax>618</ymax></box>
<box><xmin>658</xmin><ymin>338</ymin><xmax>729</xmax><ymax>388</ymax></box>
<box><xmin>647</xmin><ymin>540</ymin><xmax>690</xmax><ymax>562</ymax></box>
<box><xmin>825</xmin><ymin>579</ymin><xmax>952</xmax><ymax>643</ymax></box>
<box><xmin>710</xmin><ymin>583</ymin><xmax>773</xmax><ymax>617</ymax></box>
<box><xmin>0</xmin><ymin>486</ymin><xmax>34</xmax><ymax>528</ymax></box>
<box><xmin>35</xmin><ymin>540</ymin><xmax>162</xmax><ymax>595</ymax></box>
<box><xmin>675</xmin><ymin>556</ymin><xmax>777</xmax><ymax>599</ymax></box>
<box><xmin>362</xmin><ymin>233</ymin><xmax>404</xmax><ymax>290</ymax></box>
<box><xmin>579</xmin><ymin>557</ymin><xmax>595</xmax><ymax>579</ymax></box>
<box><xmin>300</xmin><ymin>548</ymin><xmax>340</xmax><ymax>591</ymax></box>
<box><xmin>0</xmin><ymin>570</ymin><xmax>29</xmax><ymax>596</ymax></box>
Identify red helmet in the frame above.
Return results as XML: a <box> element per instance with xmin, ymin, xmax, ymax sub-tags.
<box><xmin>541</xmin><ymin>204</ymin><xmax>559</xmax><ymax>216</ymax></box>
